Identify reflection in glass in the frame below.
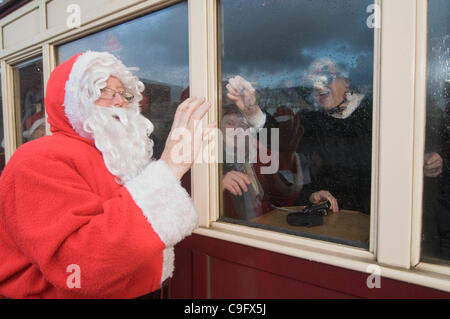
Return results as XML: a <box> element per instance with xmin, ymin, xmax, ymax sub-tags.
<box><xmin>56</xmin><ymin>1</ymin><xmax>191</xmax><ymax>192</ymax></box>
<box><xmin>421</xmin><ymin>0</ymin><xmax>450</xmax><ymax>264</ymax></box>
<box><xmin>13</xmin><ymin>58</ymin><xmax>45</xmax><ymax>146</ymax></box>
<box><xmin>219</xmin><ymin>0</ymin><xmax>374</xmax><ymax>248</ymax></box>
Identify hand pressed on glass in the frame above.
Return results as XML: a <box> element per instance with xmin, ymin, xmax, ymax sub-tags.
<box><xmin>160</xmin><ymin>96</ymin><xmax>216</xmax><ymax>180</ymax></box>
<box><xmin>226</xmin><ymin>75</ymin><xmax>260</xmax><ymax>120</ymax></box>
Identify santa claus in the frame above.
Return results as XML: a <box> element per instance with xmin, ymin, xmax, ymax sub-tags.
<box><xmin>0</xmin><ymin>51</ymin><xmax>213</xmax><ymax>299</ymax></box>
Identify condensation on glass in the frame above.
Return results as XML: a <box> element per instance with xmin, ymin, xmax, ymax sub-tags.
<box><xmin>218</xmin><ymin>0</ymin><xmax>375</xmax><ymax>248</ymax></box>
<box><xmin>56</xmin><ymin>2</ymin><xmax>189</xmax><ymax>160</ymax></box>
<box><xmin>56</xmin><ymin>1</ymin><xmax>191</xmax><ymax>191</ymax></box>
<box><xmin>13</xmin><ymin>57</ymin><xmax>45</xmax><ymax>146</ymax></box>
<box><xmin>0</xmin><ymin>75</ymin><xmax>5</xmax><ymax>173</ymax></box>
<box><xmin>421</xmin><ymin>0</ymin><xmax>450</xmax><ymax>265</ymax></box>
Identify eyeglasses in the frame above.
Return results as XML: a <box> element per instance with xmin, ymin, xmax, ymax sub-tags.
<box><xmin>100</xmin><ymin>87</ymin><xmax>134</xmax><ymax>102</ymax></box>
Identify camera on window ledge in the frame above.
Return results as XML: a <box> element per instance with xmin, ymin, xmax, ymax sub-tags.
<box><xmin>286</xmin><ymin>202</ymin><xmax>330</xmax><ymax>227</ymax></box>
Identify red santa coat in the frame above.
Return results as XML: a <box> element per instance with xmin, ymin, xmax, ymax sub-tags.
<box><xmin>0</xmin><ymin>52</ymin><xmax>198</xmax><ymax>298</ymax></box>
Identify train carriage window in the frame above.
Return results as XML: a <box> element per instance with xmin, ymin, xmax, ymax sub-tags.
<box><xmin>13</xmin><ymin>57</ymin><xmax>45</xmax><ymax>146</ymax></box>
<box><xmin>218</xmin><ymin>0</ymin><xmax>375</xmax><ymax>248</ymax></box>
<box><xmin>421</xmin><ymin>0</ymin><xmax>450</xmax><ymax>265</ymax></box>
<box><xmin>56</xmin><ymin>1</ymin><xmax>191</xmax><ymax>192</ymax></box>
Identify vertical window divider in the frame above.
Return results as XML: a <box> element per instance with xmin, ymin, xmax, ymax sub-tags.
<box><xmin>1</xmin><ymin>60</ymin><xmax>16</xmax><ymax>160</ymax></box>
<box><xmin>411</xmin><ymin>0</ymin><xmax>428</xmax><ymax>267</ymax></box>
<box><xmin>12</xmin><ymin>63</ymin><xmax>21</xmax><ymax>147</ymax></box>
<box><xmin>189</xmin><ymin>0</ymin><xmax>220</xmax><ymax>228</ymax></box>
<box><xmin>377</xmin><ymin>0</ymin><xmax>417</xmax><ymax>269</ymax></box>
<box><xmin>370</xmin><ymin>0</ymin><xmax>382</xmax><ymax>256</ymax></box>
<box><xmin>42</xmin><ymin>43</ymin><xmax>56</xmax><ymax>136</ymax></box>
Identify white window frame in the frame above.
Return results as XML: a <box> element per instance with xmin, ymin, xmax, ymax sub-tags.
<box><xmin>189</xmin><ymin>0</ymin><xmax>450</xmax><ymax>292</ymax></box>
<box><xmin>0</xmin><ymin>0</ymin><xmax>448</xmax><ymax>292</ymax></box>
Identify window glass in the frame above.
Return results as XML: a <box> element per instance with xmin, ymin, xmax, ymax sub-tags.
<box><xmin>13</xmin><ymin>57</ymin><xmax>45</xmax><ymax>146</ymax></box>
<box><xmin>219</xmin><ymin>0</ymin><xmax>375</xmax><ymax>248</ymax></box>
<box><xmin>56</xmin><ymin>1</ymin><xmax>191</xmax><ymax>192</ymax></box>
<box><xmin>0</xmin><ymin>76</ymin><xmax>5</xmax><ymax>173</ymax></box>
<box><xmin>421</xmin><ymin>0</ymin><xmax>450</xmax><ymax>265</ymax></box>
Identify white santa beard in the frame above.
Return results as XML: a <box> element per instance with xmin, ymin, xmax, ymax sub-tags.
<box><xmin>83</xmin><ymin>104</ymin><xmax>154</xmax><ymax>184</ymax></box>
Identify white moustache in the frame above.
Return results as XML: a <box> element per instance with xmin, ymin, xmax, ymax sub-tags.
<box><xmin>84</xmin><ymin>104</ymin><xmax>155</xmax><ymax>183</ymax></box>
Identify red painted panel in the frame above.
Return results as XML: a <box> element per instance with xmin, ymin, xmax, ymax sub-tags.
<box><xmin>170</xmin><ymin>245</ymin><xmax>193</xmax><ymax>299</ymax></box>
<box><xmin>172</xmin><ymin>234</ymin><xmax>450</xmax><ymax>299</ymax></box>
<box><xmin>209</xmin><ymin>257</ymin><xmax>354</xmax><ymax>299</ymax></box>
<box><xmin>192</xmin><ymin>251</ymin><xmax>209</xmax><ymax>298</ymax></box>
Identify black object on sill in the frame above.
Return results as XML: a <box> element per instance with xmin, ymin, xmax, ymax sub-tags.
<box><xmin>286</xmin><ymin>202</ymin><xmax>331</xmax><ymax>228</ymax></box>
<box><xmin>302</xmin><ymin>201</ymin><xmax>331</xmax><ymax>215</ymax></box>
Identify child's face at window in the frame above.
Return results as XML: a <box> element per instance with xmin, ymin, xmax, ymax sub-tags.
<box><xmin>222</xmin><ymin>112</ymin><xmax>251</xmax><ymax>150</ymax></box>
<box><xmin>223</xmin><ymin>113</ymin><xmax>249</xmax><ymax>130</ymax></box>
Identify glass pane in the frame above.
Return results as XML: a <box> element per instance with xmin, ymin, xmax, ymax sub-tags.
<box><xmin>56</xmin><ymin>1</ymin><xmax>191</xmax><ymax>192</ymax></box>
<box><xmin>0</xmin><ymin>76</ymin><xmax>5</xmax><ymax>173</ymax></box>
<box><xmin>421</xmin><ymin>0</ymin><xmax>450</xmax><ymax>264</ymax></box>
<box><xmin>13</xmin><ymin>58</ymin><xmax>45</xmax><ymax>146</ymax></box>
<box><xmin>219</xmin><ymin>0</ymin><xmax>375</xmax><ymax>248</ymax></box>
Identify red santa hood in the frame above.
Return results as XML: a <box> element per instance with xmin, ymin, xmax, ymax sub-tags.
<box><xmin>45</xmin><ymin>52</ymin><xmax>85</xmax><ymax>142</ymax></box>
<box><xmin>45</xmin><ymin>51</ymin><xmax>144</xmax><ymax>143</ymax></box>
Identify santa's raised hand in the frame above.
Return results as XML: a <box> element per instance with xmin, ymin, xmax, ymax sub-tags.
<box><xmin>226</xmin><ymin>75</ymin><xmax>264</xmax><ymax>126</ymax></box>
<box><xmin>161</xmin><ymin>96</ymin><xmax>216</xmax><ymax>180</ymax></box>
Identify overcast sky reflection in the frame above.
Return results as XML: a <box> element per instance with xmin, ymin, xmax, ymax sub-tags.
<box><xmin>221</xmin><ymin>0</ymin><xmax>374</xmax><ymax>90</ymax></box>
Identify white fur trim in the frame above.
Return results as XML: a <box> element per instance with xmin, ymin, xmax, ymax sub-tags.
<box><xmin>246</xmin><ymin>108</ymin><xmax>266</xmax><ymax>129</ymax></box>
<box><xmin>330</xmin><ymin>93</ymin><xmax>365</xmax><ymax>119</ymax></box>
<box><xmin>125</xmin><ymin>160</ymin><xmax>197</xmax><ymax>285</ymax></box>
<box><xmin>125</xmin><ymin>159</ymin><xmax>199</xmax><ymax>247</ymax></box>
<box><xmin>23</xmin><ymin>118</ymin><xmax>45</xmax><ymax>138</ymax></box>
<box><xmin>64</xmin><ymin>51</ymin><xmax>112</xmax><ymax>139</ymax></box>
<box><xmin>161</xmin><ymin>248</ymin><xmax>175</xmax><ymax>285</ymax></box>
<box><xmin>274</xmin><ymin>115</ymin><xmax>294</xmax><ymax>122</ymax></box>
